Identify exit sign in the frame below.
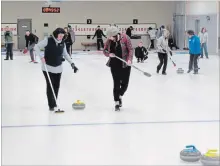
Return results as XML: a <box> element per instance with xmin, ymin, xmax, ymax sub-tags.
<box><xmin>42</xmin><ymin>7</ymin><xmax>60</xmax><ymax>13</ymax></box>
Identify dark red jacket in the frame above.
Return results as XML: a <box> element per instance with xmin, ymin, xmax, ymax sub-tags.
<box><xmin>103</xmin><ymin>33</ymin><xmax>133</xmax><ymax>68</ymax></box>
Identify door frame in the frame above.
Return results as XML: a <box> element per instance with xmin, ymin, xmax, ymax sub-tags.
<box><xmin>17</xmin><ymin>19</ymin><xmax>32</xmax><ymax>49</ymax></box>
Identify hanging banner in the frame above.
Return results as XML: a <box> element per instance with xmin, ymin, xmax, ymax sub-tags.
<box><xmin>68</xmin><ymin>23</ymin><xmax>156</xmax><ymax>36</ymax></box>
<box><xmin>1</xmin><ymin>23</ymin><xmax>17</xmax><ymax>35</ymax></box>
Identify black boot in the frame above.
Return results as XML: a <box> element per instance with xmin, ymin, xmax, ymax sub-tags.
<box><xmin>49</xmin><ymin>107</ymin><xmax>55</xmax><ymax>111</ymax></box>
<box><xmin>119</xmin><ymin>96</ymin><xmax>122</xmax><ymax>107</ymax></box>
<box><xmin>156</xmin><ymin>68</ymin><xmax>159</xmax><ymax>74</ymax></box>
<box><xmin>115</xmin><ymin>101</ymin><xmax>120</xmax><ymax>111</ymax></box>
<box><xmin>193</xmin><ymin>71</ymin><xmax>198</xmax><ymax>74</ymax></box>
<box><xmin>115</xmin><ymin>105</ymin><xmax>120</xmax><ymax>111</ymax></box>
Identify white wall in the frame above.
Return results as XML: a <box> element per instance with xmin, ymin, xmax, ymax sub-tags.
<box><xmin>1</xmin><ymin>1</ymin><xmax>175</xmax><ymax>49</ymax></box>
<box><xmin>186</xmin><ymin>1</ymin><xmax>218</xmax><ymax>15</ymax></box>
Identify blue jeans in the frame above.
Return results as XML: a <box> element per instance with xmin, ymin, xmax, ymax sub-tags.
<box><xmin>201</xmin><ymin>43</ymin><xmax>208</xmax><ymax>58</ymax></box>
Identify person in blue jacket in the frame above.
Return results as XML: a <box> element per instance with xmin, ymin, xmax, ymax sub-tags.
<box><xmin>186</xmin><ymin>30</ymin><xmax>201</xmax><ymax>74</ymax></box>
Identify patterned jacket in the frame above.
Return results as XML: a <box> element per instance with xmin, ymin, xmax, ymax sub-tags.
<box><xmin>103</xmin><ymin>33</ymin><xmax>133</xmax><ymax>68</ymax></box>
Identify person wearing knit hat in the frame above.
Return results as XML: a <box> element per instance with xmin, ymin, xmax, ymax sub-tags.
<box><xmin>156</xmin><ymin>29</ymin><xmax>172</xmax><ymax>75</ymax></box>
<box><xmin>34</xmin><ymin>27</ymin><xmax>78</xmax><ymax>111</ymax></box>
<box><xmin>103</xmin><ymin>26</ymin><xmax>133</xmax><ymax>111</ymax></box>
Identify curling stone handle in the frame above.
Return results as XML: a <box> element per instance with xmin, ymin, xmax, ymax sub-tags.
<box><xmin>186</xmin><ymin>145</ymin><xmax>196</xmax><ymax>150</ymax></box>
<box><xmin>205</xmin><ymin>149</ymin><xmax>219</xmax><ymax>156</ymax></box>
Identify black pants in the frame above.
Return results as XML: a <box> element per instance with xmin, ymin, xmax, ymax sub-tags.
<box><xmin>151</xmin><ymin>40</ymin><xmax>155</xmax><ymax>49</ymax></box>
<box><xmin>110</xmin><ymin>66</ymin><xmax>131</xmax><ymax>101</ymax></box>
<box><xmin>6</xmin><ymin>43</ymin><xmax>13</xmax><ymax>60</ymax></box>
<box><xmin>66</xmin><ymin>44</ymin><xmax>71</xmax><ymax>56</ymax></box>
<box><xmin>43</xmin><ymin>71</ymin><xmax>62</xmax><ymax>108</ymax></box>
<box><xmin>157</xmin><ymin>52</ymin><xmax>168</xmax><ymax>73</ymax></box>
<box><xmin>189</xmin><ymin>54</ymin><xmax>199</xmax><ymax>72</ymax></box>
<box><xmin>97</xmin><ymin>39</ymin><xmax>104</xmax><ymax>50</ymax></box>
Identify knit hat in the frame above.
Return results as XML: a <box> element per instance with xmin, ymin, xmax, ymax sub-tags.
<box><xmin>106</xmin><ymin>26</ymin><xmax>119</xmax><ymax>37</ymax></box>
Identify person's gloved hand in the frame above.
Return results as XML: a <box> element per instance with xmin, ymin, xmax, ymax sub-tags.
<box><xmin>61</xmin><ymin>57</ymin><xmax>65</xmax><ymax>62</ymax></box>
<box><xmin>144</xmin><ymin>51</ymin><xmax>149</xmax><ymax>56</ymax></box>
<box><xmin>162</xmin><ymin>49</ymin><xmax>166</xmax><ymax>53</ymax></box>
<box><xmin>169</xmin><ymin>51</ymin><xmax>173</xmax><ymax>56</ymax></box>
<box><xmin>71</xmin><ymin>63</ymin><xmax>78</xmax><ymax>73</ymax></box>
<box><xmin>109</xmin><ymin>53</ymin><xmax>115</xmax><ymax>58</ymax></box>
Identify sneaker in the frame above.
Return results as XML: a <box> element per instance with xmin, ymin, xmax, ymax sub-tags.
<box><xmin>4</xmin><ymin>59</ymin><xmax>9</xmax><ymax>60</ymax></box>
<box><xmin>162</xmin><ymin>72</ymin><xmax>167</xmax><ymax>75</ymax></box>
<box><xmin>187</xmin><ymin>69</ymin><xmax>192</xmax><ymax>73</ymax></box>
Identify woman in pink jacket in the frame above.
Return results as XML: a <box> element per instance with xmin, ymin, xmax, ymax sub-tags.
<box><xmin>103</xmin><ymin>26</ymin><xmax>133</xmax><ymax>111</ymax></box>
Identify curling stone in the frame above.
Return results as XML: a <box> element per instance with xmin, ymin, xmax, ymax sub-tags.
<box><xmin>72</xmin><ymin>100</ymin><xmax>85</xmax><ymax>110</ymax></box>
<box><xmin>180</xmin><ymin>145</ymin><xmax>201</xmax><ymax>162</ymax></box>
<box><xmin>201</xmin><ymin>149</ymin><xmax>220</xmax><ymax>166</ymax></box>
<box><xmin>177</xmin><ymin>68</ymin><xmax>184</xmax><ymax>74</ymax></box>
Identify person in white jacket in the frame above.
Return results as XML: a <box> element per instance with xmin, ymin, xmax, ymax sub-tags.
<box><xmin>148</xmin><ymin>27</ymin><xmax>157</xmax><ymax>49</ymax></box>
<box><xmin>198</xmin><ymin>27</ymin><xmax>208</xmax><ymax>59</ymax></box>
<box><xmin>156</xmin><ymin>29</ymin><xmax>172</xmax><ymax>75</ymax></box>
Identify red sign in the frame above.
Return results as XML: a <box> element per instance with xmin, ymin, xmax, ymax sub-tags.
<box><xmin>42</xmin><ymin>7</ymin><xmax>60</xmax><ymax>13</ymax></box>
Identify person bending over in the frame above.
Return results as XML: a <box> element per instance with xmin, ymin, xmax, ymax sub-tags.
<box><xmin>25</xmin><ymin>30</ymin><xmax>39</xmax><ymax>63</ymax></box>
<box><xmin>103</xmin><ymin>26</ymin><xmax>133</xmax><ymax>111</ymax></box>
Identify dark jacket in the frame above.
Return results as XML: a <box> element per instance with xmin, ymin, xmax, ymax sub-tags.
<box><xmin>25</xmin><ymin>33</ymin><xmax>38</xmax><ymax>47</ymax></box>
<box><xmin>44</xmin><ymin>37</ymin><xmax>64</xmax><ymax>67</ymax></box>
<box><xmin>64</xmin><ymin>32</ymin><xmax>73</xmax><ymax>45</ymax></box>
<box><xmin>92</xmin><ymin>29</ymin><xmax>106</xmax><ymax>39</ymax></box>
<box><xmin>126</xmin><ymin>28</ymin><xmax>132</xmax><ymax>38</ymax></box>
<box><xmin>135</xmin><ymin>46</ymin><xmax>147</xmax><ymax>58</ymax></box>
<box><xmin>4</xmin><ymin>31</ymin><xmax>13</xmax><ymax>43</ymax></box>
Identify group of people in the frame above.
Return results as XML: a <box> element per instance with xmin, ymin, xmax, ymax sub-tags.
<box><xmin>91</xmin><ymin>25</ymin><xmax>135</xmax><ymax>51</ymax></box>
<box><xmin>3</xmin><ymin>24</ymin><xmax>208</xmax><ymax>112</ymax></box>
<box><xmin>23</xmin><ymin>25</ymin><xmax>75</xmax><ymax>63</ymax></box>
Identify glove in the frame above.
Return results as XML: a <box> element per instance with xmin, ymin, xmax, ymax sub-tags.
<box><xmin>61</xmin><ymin>57</ymin><xmax>65</xmax><ymax>62</ymax></box>
<box><xmin>71</xmin><ymin>63</ymin><xmax>78</xmax><ymax>73</ymax></box>
<box><xmin>162</xmin><ymin>49</ymin><xmax>166</xmax><ymax>53</ymax></box>
<box><xmin>109</xmin><ymin>53</ymin><xmax>115</xmax><ymax>58</ymax></box>
<box><xmin>144</xmin><ymin>51</ymin><xmax>148</xmax><ymax>56</ymax></box>
<box><xmin>169</xmin><ymin>51</ymin><xmax>173</xmax><ymax>56</ymax></box>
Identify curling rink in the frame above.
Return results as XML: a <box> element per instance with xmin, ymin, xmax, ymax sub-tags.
<box><xmin>1</xmin><ymin>51</ymin><xmax>219</xmax><ymax>165</ymax></box>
